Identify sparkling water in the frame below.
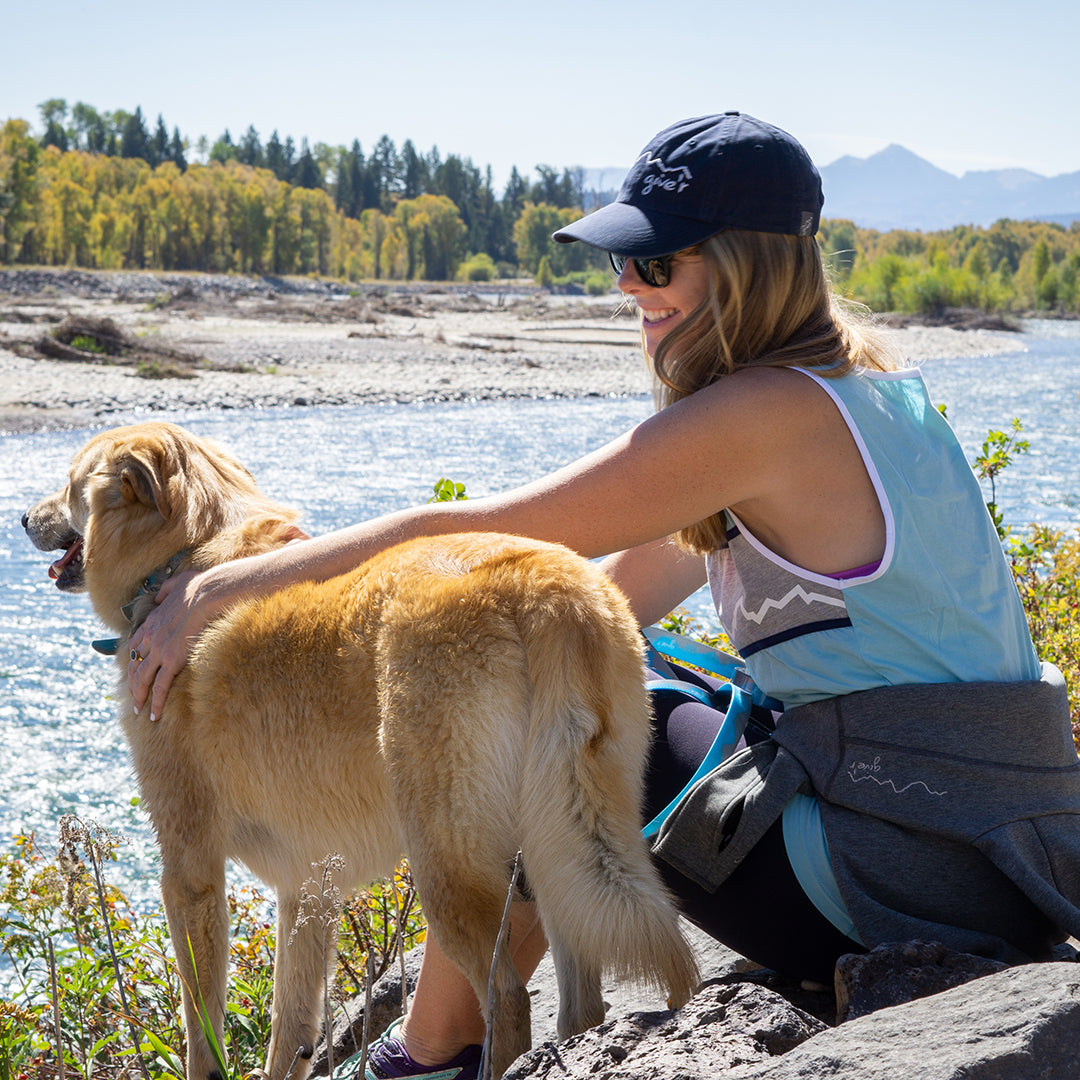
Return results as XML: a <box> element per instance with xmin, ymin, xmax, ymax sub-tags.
<box><xmin>2</xmin><ymin>324</ymin><xmax>1078</xmax><ymax>906</ymax></box>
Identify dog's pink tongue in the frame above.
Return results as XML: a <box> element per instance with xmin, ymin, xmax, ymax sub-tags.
<box><xmin>49</xmin><ymin>538</ymin><xmax>83</xmax><ymax>581</ymax></box>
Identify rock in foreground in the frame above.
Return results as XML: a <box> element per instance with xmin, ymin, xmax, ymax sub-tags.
<box><xmin>318</xmin><ymin>937</ymin><xmax>1080</xmax><ymax>1079</ymax></box>
<box><xmin>504</xmin><ymin>981</ymin><xmax>826</xmax><ymax>1079</ymax></box>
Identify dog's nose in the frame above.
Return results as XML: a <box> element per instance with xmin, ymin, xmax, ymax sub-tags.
<box><xmin>21</xmin><ymin>511</ymin><xmax>29</xmax><ymax>529</ymax></box>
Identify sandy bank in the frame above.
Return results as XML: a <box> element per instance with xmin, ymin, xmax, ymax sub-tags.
<box><xmin>0</xmin><ymin>270</ymin><xmax>1024</xmax><ymax>435</ymax></box>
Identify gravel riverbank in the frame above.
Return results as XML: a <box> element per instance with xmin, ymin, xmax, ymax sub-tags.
<box><xmin>0</xmin><ymin>269</ymin><xmax>1024</xmax><ymax>435</ymax></box>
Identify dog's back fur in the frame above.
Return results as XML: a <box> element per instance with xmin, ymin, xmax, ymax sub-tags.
<box><xmin>24</xmin><ymin>422</ymin><xmax>699</xmax><ymax>1080</ymax></box>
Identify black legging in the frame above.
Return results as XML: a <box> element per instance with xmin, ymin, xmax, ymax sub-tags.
<box><xmin>645</xmin><ymin>663</ymin><xmax>864</xmax><ymax>984</ymax></box>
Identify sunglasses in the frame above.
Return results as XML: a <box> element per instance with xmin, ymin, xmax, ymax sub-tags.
<box><xmin>608</xmin><ymin>251</ymin><xmax>675</xmax><ymax>288</ymax></box>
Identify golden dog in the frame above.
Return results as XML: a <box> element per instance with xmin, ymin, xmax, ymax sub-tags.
<box><xmin>24</xmin><ymin>422</ymin><xmax>698</xmax><ymax>1080</ymax></box>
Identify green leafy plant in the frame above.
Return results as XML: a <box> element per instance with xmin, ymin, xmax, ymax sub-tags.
<box><xmin>428</xmin><ymin>478</ymin><xmax>468</xmax><ymax>503</ymax></box>
<box><xmin>1006</xmin><ymin>524</ymin><xmax>1080</xmax><ymax>743</ymax></box>
<box><xmin>457</xmin><ymin>252</ymin><xmax>497</xmax><ymax>282</ymax></box>
<box><xmin>535</xmin><ymin>255</ymin><xmax>554</xmax><ymax>288</ymax></box>
<box><xmin>1</xmin><ymin>827</ymin><xmax>426</xmax><ymax>1079</ymax></box>
<box><xmin>964</xmin><ymin>418</ymin><xmax>1077</xmax><ymax>742</ymax></box>
<box><xmin>974</xmin><ymin>418</ymin><xmax>1031</xmax><ymax>538</ymax></box>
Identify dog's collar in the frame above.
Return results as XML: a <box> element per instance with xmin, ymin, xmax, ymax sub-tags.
<box><xmin>92</xmin><ymin>548</ymin><xmax>194</xmax><ymax>656</ymax></box>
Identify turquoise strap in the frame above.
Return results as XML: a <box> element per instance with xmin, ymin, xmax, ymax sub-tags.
<box><xmin>782</xmin><ymin>793</ymin><xmax>864</xmax><ymax>944</ymax></box>
<box><xmin>643</xmin><ymin>626</ymin><xmax>743</xmax><ymax>680</ymax></box>
<box><xmin>642</xmin><ymin>626</ymin><xmax>783</xmax><ymax>711</ymax></box>
<box><xmin>641</xmin><ymin>679</ymin><xmax>752</xmax><ymax>839</ymax></box>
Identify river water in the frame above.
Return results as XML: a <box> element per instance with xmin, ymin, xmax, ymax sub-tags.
<box><xmin>1</xmin><ymin>320</ymin><xmax>1078</xmax><ymax>906</ymax></box>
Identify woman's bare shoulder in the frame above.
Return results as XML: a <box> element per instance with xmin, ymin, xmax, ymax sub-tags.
<box><xmin>671</xmin><ymin>365</ymin><xmax>840</xmax><ymax>440</ymax></box>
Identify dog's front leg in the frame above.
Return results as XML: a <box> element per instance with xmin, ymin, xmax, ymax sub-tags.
<box><xmin>263</xmin><ymin>891</ymin><xmax>335</xmax><ymax>1080</ymax></box>
<box><xmin>160</xmin><ymin>859</ymin><xmax>230</xmax><ymax>1080</ymax></box>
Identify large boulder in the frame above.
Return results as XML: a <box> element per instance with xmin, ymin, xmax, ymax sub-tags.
<box><xmin>511</xmin><ymin>945</ymin><xmax>1080</xmax><ymax>1080</ymax></box>
<box><xmin>725</xmin><ymin>960</ymin><xmax>1080</xmax><ymax>1079</ymax></box>
<box><xmin>834</xmin><ymin>939</ymin><xmax>1008</xmax><ymax>1022</ymax></box>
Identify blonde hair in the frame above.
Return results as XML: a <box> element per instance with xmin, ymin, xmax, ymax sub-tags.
<box><xmin>649</xmin><ymin>230</ymin><xmax>900</xmax><ymax>554</ymax></box>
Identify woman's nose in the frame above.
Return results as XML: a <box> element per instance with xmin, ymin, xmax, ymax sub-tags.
<box><xmin>617</xmin><ymin>259</ymin><xmax>644</xmax><ymax>293</ymax></box>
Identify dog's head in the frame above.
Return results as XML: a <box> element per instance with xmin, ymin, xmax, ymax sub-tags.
<box><xmin>24</xmin><ymin>422</ymin><xmax>301</xmax><ymax>630</ymax></box>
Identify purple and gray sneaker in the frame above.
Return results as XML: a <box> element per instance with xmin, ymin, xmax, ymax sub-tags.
<box><xmin>332</xmin><ymin>1017</ymin><xmax>483</xmax><ymax>1080</ymax></box>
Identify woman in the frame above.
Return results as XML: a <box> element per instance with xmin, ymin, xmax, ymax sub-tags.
<box><xmin>129</xmin><ymin>114</ymin><xmax>1079</xmax><ymax>1080</ymax></box>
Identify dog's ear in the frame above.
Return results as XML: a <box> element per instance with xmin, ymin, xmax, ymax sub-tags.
<box><xmin>119</xmin><ymin>453</ymin><xmax>172</xmax><ymax>520</ymax></box>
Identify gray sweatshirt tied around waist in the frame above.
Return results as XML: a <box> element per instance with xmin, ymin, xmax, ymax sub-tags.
<box><xmin>653</xmin><ymin>663</ymin><xmax>1080</xmax><ymax>962</ymax></box>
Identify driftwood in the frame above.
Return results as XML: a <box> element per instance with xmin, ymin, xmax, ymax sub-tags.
<box><xmin>37</xmin><ymin>314</ymin><xmax>133</xmax><ymax>362</ymax></box>
<box><xmin>30</xmin><ymin>314</ymin><xmax>202</xmax><ymax>376</ymax></box>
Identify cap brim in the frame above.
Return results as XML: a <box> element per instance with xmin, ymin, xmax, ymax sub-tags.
<box><xmin>552</xmin><ymin>201</ymin><xmax>718</xmax><ymax>257</ymax></box>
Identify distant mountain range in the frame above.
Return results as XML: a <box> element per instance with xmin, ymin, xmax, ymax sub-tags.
<box><xmin>583</xmin><ymin>146</ymin><xmax>1080</xmax><ymax>233</ymax></box>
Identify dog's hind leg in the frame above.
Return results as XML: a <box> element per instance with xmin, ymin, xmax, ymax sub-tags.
<box><xmin>380</xmin><ymin>619</ymin><xmax>536</xmax><ymax>1076</ymax></box>
<box><xmin>263</xmin><ymin>891</ymin><xmax>334</xmax><ymax>1080</ymax></box>
<box><xmin>516</xmin><ymin>606</ymin><xmax>701</xmax><ymax>1034</ymax></box>
<box><xmin>159</xmin><ymin>854</ymin><xmax>230</xmax><ymax>1080</ymax></box>
<box><xmin>545</xmin><ymin>935</ymin><xmax>604</xmax><ymax>1042</ymax></box>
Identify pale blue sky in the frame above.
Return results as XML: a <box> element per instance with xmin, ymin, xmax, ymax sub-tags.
<box><xmin>3</xmin><ymin>0</ymin><xmax>1077</xmax><ymax>187</ymax></box>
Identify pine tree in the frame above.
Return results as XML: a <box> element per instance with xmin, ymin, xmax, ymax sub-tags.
<box><xmin>334</xmin><ymin>146</ymin><xmax>353</xmax><ymax>214</ymax></box>
<box><xmin>265</xmin><ymin>131</ymin><xmax>286</xmax><ymax>179</ymax></box>
<box><xmin>373</xmin><ymin>135</ymin><xmax>399</xmax><ymax>199</ymax></box>
<box><xmin>238</xmin><ymin>125</ymin><xmax>263</xmax><ymax>168</ymax></box>
<box><xmin>151</xmin><ymin>115</ymin><xmax>170</xmax><ymax>167</ymax></box>
<box><xmin>120</xmin><ymin>107</ymin><xmax>151</xmax><ymax>162</ymax></box>
<box><xmin>282</xmin><ymin>136</ymin><xmax>297</xmax><ymax>182</ymax></box>
<box><xmin>503</xmin><ymin>167</ymin><xmax>527</xmax><ymax>221</ymax></box>
<box><xmin>400</xmin><ymin>139</ymin><xmax>427</xmax><ymax>198</ymax></box>
<box><xmin>347</xmin><ymin>140</ymin><xmax>366</xmax><ymax>217</ymax></box>
<box><xmin>295</xmin><ymin>138</ymin><xmax>322</xmax><ymax>189</ymax></box>
<box><xmin>169</xmin><ymin>127</ymin><xmax>187</xmax><ymax>170</ymax></box>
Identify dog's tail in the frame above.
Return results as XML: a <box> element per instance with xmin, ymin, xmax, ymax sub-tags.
<box><xmin>516</xmin><ymin>582</ymin><xmax>700</xmax><ymax>1036</ymax></box>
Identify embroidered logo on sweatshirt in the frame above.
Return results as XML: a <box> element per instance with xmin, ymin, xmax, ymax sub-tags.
<box><xmin>847</xmin><ymin>755</ymin><xmax>947</xmax><ymax>797</ymax></box>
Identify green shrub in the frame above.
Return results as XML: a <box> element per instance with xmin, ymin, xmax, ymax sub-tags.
<box><xmin>69</xmin><ymin>334</ymin><xmax>105</xmax><ymax>354</ymax></box>
<box><xmin>428</xmin><ymin>478</ymin><xmax>468</xmax><ymax>502</ymax></box>
<box><xmin>457</xmin><ymin>252</ymin><xmax>496</xmax><ymax>282</ymax></box>
<box><xmin>1007</xmin><ymin>527</ymin><xmax>1080</xmax><ymax>742</ymax></box>
<box><xmin>584</xmin><ymin>273</ymin><xmax>612</xmax><ymax>296</ymax></box>
<box><xmin>0</xmin><ymin>827</ymin><xmax>425</xmax><ymax>1079</ymax></box>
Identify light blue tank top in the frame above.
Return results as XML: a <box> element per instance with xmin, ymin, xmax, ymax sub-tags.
<box><xmin>704</xmin><ymin>366</ymin><xmax>1039</xmax><ymax>942</ymax></box>
<box><xmin>699</xmin><ymin>362</ymin><xmax>1036</xmax><ymax>937</ymax></box>
<box><xmin>706</xmin><ymin>366</ymin><xmax>1040</xmax><ymax>709</ymax></box>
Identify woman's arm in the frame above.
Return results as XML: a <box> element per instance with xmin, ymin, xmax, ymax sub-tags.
<box><xmin>599</xmin><ymin>540</ymin><xmax>707</xmax><ymax>628</ymax></box>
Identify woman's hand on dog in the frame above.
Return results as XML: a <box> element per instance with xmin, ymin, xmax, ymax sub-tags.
<box><xmin>128</xmin><ymin>534</ymin><xmax>312</xmax><ymax>719</ymax></box>
<box><xmin>128</xmin><ymin>568</ymin><xmax>218</xmax><ymax>721</ymax></box>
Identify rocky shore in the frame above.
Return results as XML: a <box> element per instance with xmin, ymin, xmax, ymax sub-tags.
<box><xmin>0</xmin><ymin>268</ymin><xmax>1025</xmax><ymax>435</ymax></box>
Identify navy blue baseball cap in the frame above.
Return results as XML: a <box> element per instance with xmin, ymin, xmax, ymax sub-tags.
<box><xmin>553</xmin><ymin>112</ymin><xmax>823</xmax><ymax>257</ymax></box>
